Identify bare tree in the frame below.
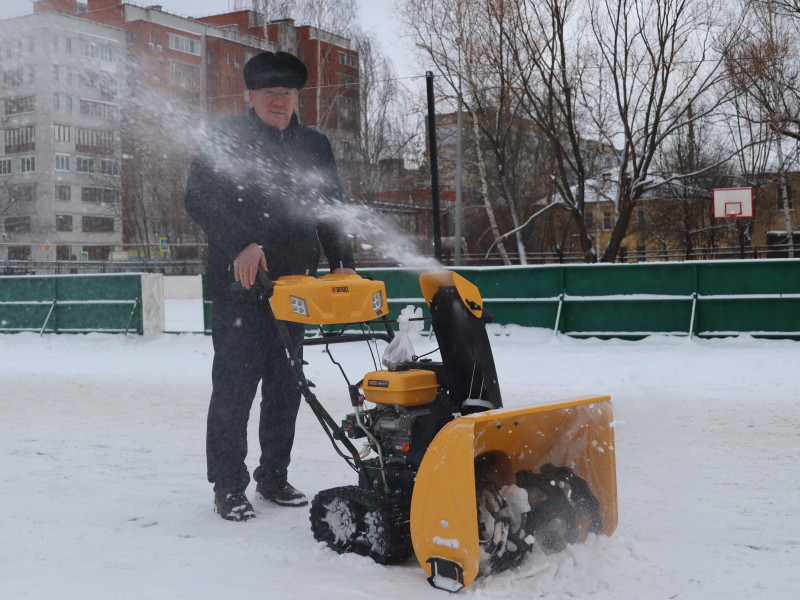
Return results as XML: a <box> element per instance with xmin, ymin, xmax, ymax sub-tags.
<box><xmin>499</xmin><ymin>0</ymin><xmax>743</xmax><ymax>262</ymax></box>
<box><xmin>651</xmin><ymin>104</ymin><xmax>738</xmax><ymax>258</ymax></box>
<box><xmin>353</xmin><ymin>33</ymin><xmax>420</xmax><ymax>202</ymax></box>
<box><xmin>726</xmin><ymin>1</ymin><xmax>800</xmax><ymax>140</ymax></box>
<box><xmin>401</xmin><ymin>0</ymin><xmax>543</xmax><ymax>264</ymax></box>
<box><xmin>121</xmin><ymin>85</ymin><xmax>205</xmax><ymax>264</ymax></box>
<box><xmin>725</xmin><ymin>0</ymin><xmax>800</xmax><ymax>254</ymax></box>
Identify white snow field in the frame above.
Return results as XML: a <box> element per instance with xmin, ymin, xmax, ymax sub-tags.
<box><xmin>1</xmin><ymin>299</ymin><xmax>798</xmax><ymax>599</ymax></box>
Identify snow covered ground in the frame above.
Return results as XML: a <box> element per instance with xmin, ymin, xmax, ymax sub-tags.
<box><xmin>2</xmin><ymin>298</ymin><xmax>799</xmax><ymax>599</ymax></box>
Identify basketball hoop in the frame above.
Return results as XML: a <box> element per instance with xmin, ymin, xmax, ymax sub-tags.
<box><xmin>713</xmin><ymin>188</ymin><xmax>753</xmax><ymax>219</ymax></box>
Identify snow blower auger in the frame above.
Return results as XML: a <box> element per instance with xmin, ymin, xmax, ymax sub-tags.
<box><xmin>261</xmin><ymin>270</ymin><xmax>618</xmax><ymax>592</ymax></box>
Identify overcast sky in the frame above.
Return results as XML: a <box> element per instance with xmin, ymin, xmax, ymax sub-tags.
<box><xmin>0</xmin><ymin>0</ymin><xmax>421</xmax><ymax>79</ymax></box>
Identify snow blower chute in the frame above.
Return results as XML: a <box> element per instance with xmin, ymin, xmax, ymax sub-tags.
<box><xmin>263</xmin><ymin>270</ymin><xmax>618</xmax><ymax>592</ymax></box>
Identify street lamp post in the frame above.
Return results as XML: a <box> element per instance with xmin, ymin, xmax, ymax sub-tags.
<box><xmin>425</xmin><ymin>71</ymin><xmax>443</xmax><ymax>263</ymax></box>
<box><xmin>417</xmin><ymin>40</ymin><xmax>464</xmax><ymax>265</ymax></box>
<box><xmin>454</xmin><ymin>37</ymin><xmax>463</xmax><ymax>266</ymax></box>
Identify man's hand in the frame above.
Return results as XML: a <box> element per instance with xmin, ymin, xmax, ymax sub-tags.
<box><xmin>233</xmin><ymin>243</ymin><xmax>267</xmax><ymax>289</ymax></box>
<box><xmin>332</xmin><ymin>267</ymin><xmax>357</xmax><ymax>275</ymax></box>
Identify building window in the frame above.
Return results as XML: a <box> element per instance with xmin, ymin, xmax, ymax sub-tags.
<box><xmin>54</xmin><ymin>94</ymin><xmax>73</xmax><ymax>114</ymax></box>
<box><xmin>5</xmin><ymin>95</ymin><xmax>35</xmax><ymax>116</ymax></box>
<box><xmin>76</xmin><ymin>156</ymin><xmax>94</xmax><ymax>174</ymax></box>
<box><xmin>603</xmin><ymin>211</ymin><xmax>613</xmax><ymax>230</ymax></box>
<box><xmin>84</xmin><ymin>245</ymin><xmax>111</xmax><ymax>260</ymax></box>
<box><xmin>56</xmin><ymin>244</ymin><xmax>71</xmax><ymax>260</ymax></box>
<box><xmin>3</xmin><ymin>68</ymin><xmax>23</xmax><ymax>88</ymax></box>
<box><xmin>55</xmin><ymin>153</ymin><xmax>70</xmax><ymax>172</ymax></box>
<box><xmin>0</xmin><ymin>158</ymin><xmax>10</xmax><ymax>175</ymax></box>
<box><xmin>4</xmin><ymin>125</ymin><xmax>35</xmax><ymax>153</ymax></box>
<box><xmin>10</xmin><ymin>184</ymin><xmax>36</xmax><ymax>202</ymax></box>
<box><xmin>338</xmin><ymin>96</ymin><xmax>358</xmax><ymax>114</ymax></box>
<box><xmin>338</xmin><ymin>51</ymin><xmax>358</xmax><ymax>68</ymax></box>
<box><xmin>207</xmin><ymin>50</ymin><xmax>213</xmax><ymax>64</ymax></box>
<box><xmin>81</xmin><ymin>187</ymin><xmax>119</xmax><ymax>204</ymax></box>
<box><xmin>169</xmin><ymin>61</ymin><xmax>201</xmax><ymax>88</ymax></box>
<box><xmin>100</xmin><ymin>159</ymin><xmax>119</xmax><ymax>176</ymax></box>
<box><xmin>82</xmin><ymin>216</ymin><xmax>115</xmax><ymax>233</ymax></box>
<box><xmin>79</xmin><ymin>41</ymin><xmax>115</xmax><ymax>63</ymax></box>
<box><xmin>56</xmin><ymin>214</ymin><xmax>73</xmax><ymax>232</ymax></box>
<box><xmin>777</xmin><ymin>186</ymin><xmax>794</xmax><ymax>211</ymax></box>
<box><xmin>8</xmin><ymin>245</ymin><xmax>31</xmax><ymax>260</ymax></box>
<box><xmin>4</xmin><ymin>216</ymin><xmax>31</xmax><ymax>233</ymax></box>
<box><xmin>79</xmin><ymin>70</ymin><xmax>96</xmax><ymax>88</ymax></box>
<box><xmin>80</xmin><ymin>99</ymin><xmax>118</xmax><ymax>120</ymax></box>
<box><xmin>584</xmin><ymin>211</ymin><xmax>594</xmax><ymax>230</ymax></box>
<box><xmin>636</xmin><ymin>208</ymin><xmax>646</xmax><ymax>228</ymax></box>
<box><xmin>55</xmin><ymin>184</ymin><xmax>71</xmax><ymax>202</ymax></box>
<box><xmin>75</xmin><ymin>128</ymin><xmax>113</xmax><ymax>155</ymax></box>
<box><xmin>54</xmin><ymin>123</ymin><xmax>70</xmax><ymax>142</ymax></box>
<box><xmin>169</xmin><ymin>33</ymin><xmax>200</xmax><ymax>56</ymax></box>
<box><xmin>20</xmin><ymin>156</ymin><xmax>35</xmax><ymax>173</ymax></box>
<box><xmin>340</xmin><ymin>74</ymin><xmax>357</xmax><ymax>87</ymax></box>
<box><xmin>100</xmin><ymin>78</ymin><xmax>117</xmax><ymax>102</ymax></box>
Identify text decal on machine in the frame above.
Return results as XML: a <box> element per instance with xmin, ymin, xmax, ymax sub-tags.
<box><xmin>332</xmin><ymin>286</ymin><xmax>350</xmax><ymax>293</ymax></box>
<box><xmin>368</xmin><ymin>379</ymin><xmax>390</xmax><ymax>388</ymax></box>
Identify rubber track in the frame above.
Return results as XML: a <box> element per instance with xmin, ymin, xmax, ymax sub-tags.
<box><xmin>310</xmin><ymin>485</ymin><xmax>412</xmax><ymax>565</ymax></box>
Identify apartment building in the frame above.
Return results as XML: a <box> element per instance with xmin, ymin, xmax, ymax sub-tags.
<box><xmin>0</xmin><ymin>10</ymin><xmax>127</xmax><ymax>262</ymax></box>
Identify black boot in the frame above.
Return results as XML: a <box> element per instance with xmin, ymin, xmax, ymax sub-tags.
<box><xmin>256</xmin><ymin>480</ymin><xmax>308</xmax><ymax>507</ymax></box>
<box><xmin>214</xmin><ymin>492</ymin><xmax>256</xmax><ymax>521</ymax></box>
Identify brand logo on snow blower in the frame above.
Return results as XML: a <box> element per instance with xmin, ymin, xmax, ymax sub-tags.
<box><xmin>368</xmin><ymin>379</ymin><xmax>390</xmax><ymax>388</ymax></box>
<box><xmin>332</xmin><ymin>286</ymin><xmax>350</xmax><ymax>293</ymax></box>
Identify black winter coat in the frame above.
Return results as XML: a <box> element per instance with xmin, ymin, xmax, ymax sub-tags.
<box><xmin>185</xmin><ymin>109</ymin><xmax>355</xmax><ymax>304</ymax></box>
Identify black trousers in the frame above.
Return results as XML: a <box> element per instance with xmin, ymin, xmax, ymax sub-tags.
<box><xmin>207</xmin><ymin>302</ymin><xmax>305</xmax><ymax>495</ymax></box>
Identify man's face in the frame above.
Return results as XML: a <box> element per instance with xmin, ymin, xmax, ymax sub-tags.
<box><xmin>248</xmin><ymin>87</ymin><xmax>299</xmax><ymax>131</ymax></box>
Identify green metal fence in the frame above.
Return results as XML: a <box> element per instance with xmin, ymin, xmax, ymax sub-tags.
<box><xmin>356</xmin><ymin>259</ymin><xmax>800</xmax><ymax>339</ymax></box>
<box><xmin>18</xmin><ymin>261</ymin><xmax>793</xmax><ymax>338</ymax></box>
<box><xmin>0</xmin><ymin>274</ymin><xmax>164</xmax><ymax>335</ymax></box>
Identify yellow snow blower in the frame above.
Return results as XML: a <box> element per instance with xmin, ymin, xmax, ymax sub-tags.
<box><xmin>263</xmin><ymin>270</ymin><xmax>617</xmax><ymax>592</ymax></box>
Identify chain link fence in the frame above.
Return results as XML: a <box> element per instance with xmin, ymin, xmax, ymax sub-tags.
<box><xmin>0</xmin><ymin>243</ymin><xmax>779</xmax><ymax>276</ymax></box>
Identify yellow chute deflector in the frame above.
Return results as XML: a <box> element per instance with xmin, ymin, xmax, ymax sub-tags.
<box><xmin>410</xmin><ymin>395</ymin><xmax>617</xmax><ymax>589</ymax></box>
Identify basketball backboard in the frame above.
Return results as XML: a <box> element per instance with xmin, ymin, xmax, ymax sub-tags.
<box><xmin>713</xmin><ymin>187</ymin><xmax>753</xmax><ymax>219</ymax></box>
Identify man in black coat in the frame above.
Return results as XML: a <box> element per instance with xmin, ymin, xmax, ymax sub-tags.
<box><xmin>185</xmin><ymin>51</ymin><xmax>355</xmax><ymax>521</ymax></box>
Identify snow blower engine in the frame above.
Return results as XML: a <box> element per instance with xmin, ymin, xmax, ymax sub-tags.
<box><xmin>262</xmin><ymin>270</ymin><xmax>618</xmax><ymax>592</ymax></box>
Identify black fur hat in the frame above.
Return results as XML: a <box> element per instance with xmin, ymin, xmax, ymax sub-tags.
<box><xmin>243</xmin><ymin>51</ymin><xmax>308</xmax><ymax>90</ymax></box>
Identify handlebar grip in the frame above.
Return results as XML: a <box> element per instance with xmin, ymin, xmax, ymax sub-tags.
<box><xmin>255</xmin><ymin>267</ymin><xmax>274</xmax><ymax>299</ymax></box>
